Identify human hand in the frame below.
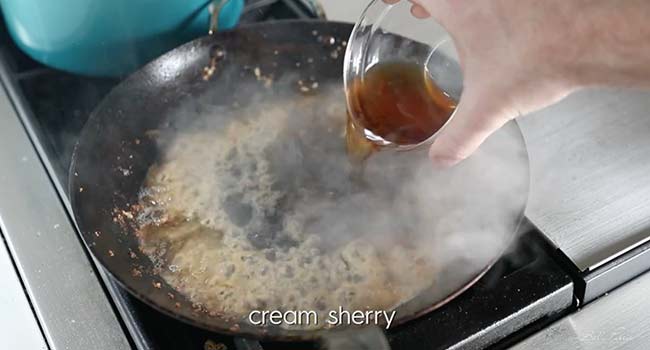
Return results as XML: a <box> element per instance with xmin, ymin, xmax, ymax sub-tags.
<box><xmin>380</xmin><ymin>0</ymin><xmax>594</xmax><ymax>168</ymax></box>
<box><xmin>390</xmin><ymin>0</ymin><xmax>585</xmax><ymax>167</ymax></box>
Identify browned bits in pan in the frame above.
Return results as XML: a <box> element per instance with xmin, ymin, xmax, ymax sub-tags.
<box><xmin>192</xmin><ymin>302</ymin><xmax>204</xmax><ymax>311</ymax></box>
<box><xmin>204</xmin><ymin>340</ymin><xmax>227</xmax><ymax>350</ymax></box>
<box><xmin>153</xmin><ymin>281</ymin><xmax>162</xmax><ymax>289</ymax></box>
<box><xmin>203</xmin><ymin>58</ymin><xmax>218</xmax><ymax>80</ymax></box>
<box><xmin>203</xmin><ymin>45</ymin><xmax>226</xmax><ymax>81</ymax></box>
<box><xmin>297</xmin><ymin>79</ymin><xmax>319</xmax><ymax>95</ymax></box>
<box><xmin>167</xmin><ymin>293</ymin><xmax>175</xmax><ymax>300</ymax></box>
<box><xmin>108</xmin><ymin>250</ymin><xmax>114</xmax><ymax>257</ymax></box>
<box><xmin>145</xmin><ymin>130</ymin><xmax>160</xmax><ymax>139</ymax></box>
<box><xmin>131</xmin><ymin>268</ymin><xmax>143</xmax><ymax>278</ymax></box>
<box><xmin>252</xmin><ymin>67</ymin><xmax>273</xmax><ymax>88</ymax></box>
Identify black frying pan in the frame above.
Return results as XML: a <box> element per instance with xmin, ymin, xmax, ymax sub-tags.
<box><xmin>70</xmin><ymin>20</ymin><xmax>528</xmax><ymax>348</ymax></box>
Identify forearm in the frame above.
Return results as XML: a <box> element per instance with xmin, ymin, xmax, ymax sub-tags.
<box><xmin>411</xmin><ymin>0</ymin><xmax>650</xmax><ymax>166</ymax></box>
<box><xmin>566</xmin><ymin>0</ymin><xmax>650</xmax><ymax>87</ymax></box>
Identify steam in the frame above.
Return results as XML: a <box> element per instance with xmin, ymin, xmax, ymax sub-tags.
<box><xmin>140</xmin><ymin>67</ymin><xmax>528</xmax><ymax>318</ymax></box>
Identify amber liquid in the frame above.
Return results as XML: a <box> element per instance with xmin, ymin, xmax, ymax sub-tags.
<box><xmin>346</xmin><ymin>62</ymin><xmax>457</xmax><ymax>160</ymax></box>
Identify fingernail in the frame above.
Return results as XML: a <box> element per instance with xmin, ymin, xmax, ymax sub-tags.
<box><xmin>410</xmin><ymin>4</ymin><xmax>431</xmax><ymax>19</ymax></box>
<box><xmin>429</xmin><ymin>148</ymin><xmax>463</xmax><ymax>169</ymax></box>
<box><xmin>429</xmin><ymin>155</ymin><xmax>460</xmax><ymax>169</ymax></box>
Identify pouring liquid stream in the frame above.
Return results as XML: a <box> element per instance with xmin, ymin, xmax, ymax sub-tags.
<box><xmin>346</xmin><ymin>62</ymin><xmax>457</xmax><ymax>161</ymax></box>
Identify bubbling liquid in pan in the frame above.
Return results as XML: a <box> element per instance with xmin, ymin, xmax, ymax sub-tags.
<box><xmin>135</xmin><ymin>88</ymin><xmax>439</xmax><ymax>330</ymax></box>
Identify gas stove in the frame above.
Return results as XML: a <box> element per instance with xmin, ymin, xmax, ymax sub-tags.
<box><xmin>1</xmin><ymin>1</ymin><xmax>649</xmax><ymax>350</ymax></box>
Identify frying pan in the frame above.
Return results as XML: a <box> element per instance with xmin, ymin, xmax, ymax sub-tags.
<box><xmin>69</xmin><ymin>20</ymin><xmax>529</xmax><ymax>349</ymax></box>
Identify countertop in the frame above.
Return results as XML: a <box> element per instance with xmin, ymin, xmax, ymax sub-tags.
<box><xmin>511</xmin><ymin>270</ymin><xmax>650</xmax><ymax>350</ymax></box>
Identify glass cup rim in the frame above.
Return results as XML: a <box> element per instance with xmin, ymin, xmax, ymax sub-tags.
<box><xmin>343</xmin><ymin>0</ymin><xmax>463</xmax><ymax>151</ymax></box>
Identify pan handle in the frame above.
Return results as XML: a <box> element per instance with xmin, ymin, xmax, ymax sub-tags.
<box><xmin>321</xmin><ymin>326</ymin><xmax>391</xmax><ymax>350</ymax></box>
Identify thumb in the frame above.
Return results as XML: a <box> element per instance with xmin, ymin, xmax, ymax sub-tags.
<box><xmin>428</xmin><ymin>83</ymin><xmax>517</xmax><ymax>167</ymax></box>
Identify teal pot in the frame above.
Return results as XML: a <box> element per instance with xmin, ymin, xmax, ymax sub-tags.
<box><xmin>0</xmin><ymin>0</ymin><xmax>243</xmax><ymax>77</ymax></box>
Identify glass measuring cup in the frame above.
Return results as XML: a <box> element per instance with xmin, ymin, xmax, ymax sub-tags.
<box><xmin>343</xmin><ymin>0</ymin><xmax>464</xmax><ymax>151</ymax></box>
